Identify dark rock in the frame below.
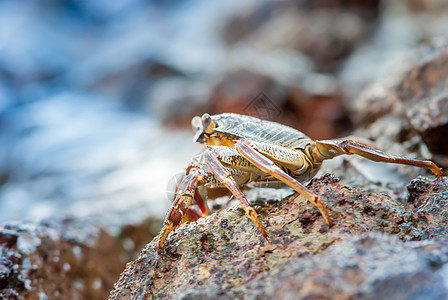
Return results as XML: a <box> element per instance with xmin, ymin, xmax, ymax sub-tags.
<box><xmin>0</xmin><ymin>218</ymin><xmax>129</xmax><ymax>300</ymax></box>
<box><xmin>407</xmin><ymin>176</ymin><xmax>445</xmax><ymax>208</ymax></box>
<box><xmin>406</xmin><ymin>177</ymin><xmax>448</xmax><ymax>239</ymax></box>
<box><xmin>109</xmin><ymin>174</ymin><xmax>448</xmax><ymax>299</ymax></box>
<box><xmin>186</xmin><ymin>234</ymin><xmax>448</xmax><ymax>300</ymax></box>
<box><xmin>221</xmin><ymin>0</ymin><xmax>380</xmax><ymax>72</ymax></box>
<box><xmin>406</xmin><ymin>0</ymin><xmax>448</xmax><ymax>13</ymax></box>
<box><xmin>352</xmin><ymin>44</ymin><xmax>448</xmax><ymax>173</ymax></box>
<box><xmin>119</xmin><ymin>217</ymin><xmax>163</xmax><ymax>259</ymax></box>
<box><xmin>395</xmin><ymin>45</ymin><xmax>448</xmax><ymax>156</ymax></box>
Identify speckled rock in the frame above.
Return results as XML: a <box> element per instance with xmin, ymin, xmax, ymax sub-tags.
<box><xmin>0</xmin><ymin>218</ymin><xmax>129</xmax><ymax>300</ymax></box>
<box><xmin>109</xmin><ymin>174</ymin><xmax>448</xmax><ymax>299</ymax></box>
<box><xmin>180</xmin><ymin>234</ymin><xmax>448</xmax><ymax>300</ymax></box>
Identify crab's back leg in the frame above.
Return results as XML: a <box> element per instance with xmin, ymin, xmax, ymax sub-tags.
<box><xmin>314</xmin><ymin>139</ymin><xmax>442</xmax><ymax>177</ymax></box>
<box><xmin>203</xmin><ymin>148</ymin><xmax>268</xmax><ymax>239</ymax></box>
<box><xmin>234</xmin><ymin>139</ymin><xmax>332</xmax><ymax>225</ymax></box>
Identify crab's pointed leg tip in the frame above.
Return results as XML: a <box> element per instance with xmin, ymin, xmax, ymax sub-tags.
<box><xmin>156</xmin><ymin>240</ymin><xmax>162</xmax><ymax>255</ymax></box>
<box><xmin>156</xmin><ymin>230</ymin><xmax>168</xmax><ymax>255</ymax></box>
<box><xmin>258</xmin><ymin>225</ymin><xmax>268</xmax><ymax>240</ymax></box>
<box><xmin>324</xmin><ymin>216</ymin><xmax>333</xmax><ymax>226</ymax></box>
<box><xmin>263</xmin><ymin>232</ymin><xmax>269</xmax><ymax>240</ymax></box>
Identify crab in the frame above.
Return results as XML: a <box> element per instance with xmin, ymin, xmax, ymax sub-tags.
<box><xmin>157</xmin><ymin>113</ymin><xmax>442</xmax><ymax>254</ymax></box>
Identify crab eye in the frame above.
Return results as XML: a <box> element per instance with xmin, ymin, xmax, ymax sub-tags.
<box><xmin>201</xmin><ymin>113</ymin><xmax>211</xmax><ymax>128</ymax></box>
<box><xmin>191</xmin><ymin>116</ymin><xmax>202</xmax><ymax>132</ymax></box>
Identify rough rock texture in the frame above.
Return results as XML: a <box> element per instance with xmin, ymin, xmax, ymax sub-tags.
<box><xmin>109</xmin><ymin>175</ymin><xmax>448</xmax><ymax>299</ymax></box>
<box><xmin>354</xmin><ymin>44</ymin><xmax>448</xmax><ymax>170</ymax></box>
<box><xmin>184</xmin><ymin>234</ymin><xmax>448</xmax><ymax>299</ymax></box>
<box><xmin>396</xmin><ymin>45</ymin><xmax>448</xmax><ymax>156</ymax></box>
<box><xmin>0</xmin><ymin>218</ymin><xmax>130</xmax><ymax>300</ymax></box>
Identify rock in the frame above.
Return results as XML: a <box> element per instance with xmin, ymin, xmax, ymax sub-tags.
<box><xmin>406</xmin><ymin>0</ymin><xmax>448</xmax><ymax>11</ymax></box>
<box><xmin>0</xmin><ymin>218</ymin><xmax>129</xmax><ymax>300</ymax></box>
<box><xmin>181</xmin><ymin>234</ymin><xmax>448</xmax><ymax>299</ymax></box>
<box><xmin>221</xmin><ymin>0</ymin><xmax>380</xmax><ymax>72</ymax></box>
<box><xmin>119</xmin><ymin>217</ymin><xmax>163</xmax><ymax>260</ymax></box>
<box><xmin>395</xmin><ymin>45</ymin><xmax>448</xmax><ymax>156</ymax></box>
<box><xmin>109</xmin><ymin>174</ymin><xmax>448</xmax><ymax>299</ymax></box>
<box><xmin>353</xmin><ymin>75</ymin><xmax>405</xmax><ymax>127</ymax></box>
<box><xmin>352</xmin><ymin>43</ymin><xmax>448</xmax><ymax>172</ymax></box>
<box><xmin>406</xmin><ymin>177</ymin><xmax>448</xmax><ymax>238</ymax></box>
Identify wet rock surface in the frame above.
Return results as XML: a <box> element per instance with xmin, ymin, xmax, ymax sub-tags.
<box><xmin>0</xmin><ymin>218</ymin><xmax>129</xmax><ymax>300</ymax></box>
<box><xmin>109</xmin><ymin>175</ymin><xmax>448</xmax><ymax>299</ymax></box>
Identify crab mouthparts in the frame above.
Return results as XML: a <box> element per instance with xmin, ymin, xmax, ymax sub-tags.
<box><xmin>193</xmin><ymin>130</ymin><xmax>207</xmax><ymax>143</ymax></box>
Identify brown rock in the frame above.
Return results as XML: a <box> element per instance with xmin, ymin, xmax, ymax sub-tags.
<box><xmin>352</xmin><ymin>44</ymin><xmax>448</xmax><ymax>172</ymax></box>
<box><xmin>395</xmin><ymin>45</ymin><xmax>448</xmax><ymax>156</ymax></box>
<box><xmin>109</xmin><ymin>174</ymin><xmax>448</xmax><ymax>299</ymax></box>
<box><xmin>221</xmin><ymin>0</ymin><xmax>380</xmax><ymax>72</ymax></box>
<box><xmin>0</xmin><ymin>218</ymin><xmax>129</xmax><ymax>300</ymax></box>
<box><xmin>178</xmin><ymin>233</ymin><xmax>448</xmax><ymax>299</ymax></box>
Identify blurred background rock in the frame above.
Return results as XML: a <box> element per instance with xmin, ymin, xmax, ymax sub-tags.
<box><xmin>1</xmin><ymin>0</ymin><xmax>448</xmax><ymax>250</ymax></box>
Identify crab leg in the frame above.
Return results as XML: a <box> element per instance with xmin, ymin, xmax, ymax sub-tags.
<box><xmin>315</xmin><ymin>139</ymin><xmax>442</xmax><ymax>177</ymax></box>
<box><xmin>193</xmin><ymin>186</ymin><xmax>209</xmax><ymax>216</ymax></box>
<box><xmin>158</xmin><ymin>156</ymin><xmax>256</xmax><ymax>253</ymax></box>
<box><xmin>203</xmin><ymin>148</ymin><xmax>268</xmax><ymax>239</ymax></box>
<box><xmin>167</xmin><ymin>172</ymin><xmax>208</xmax><ymax>222</ymax></box>
<box><xmin>157</xmin><ymin>171</ymin><xmax>202</xmax><ymax>254</ymax></box>
<box><xmin>235</xmin><ymin>139</ymin><xmax>332</xmax><ymax>225</ymax></box>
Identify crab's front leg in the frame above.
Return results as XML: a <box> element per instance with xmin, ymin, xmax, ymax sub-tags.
<box><xmin>234</xmin><ymin>139</ymin><xmax>332</xmax><ymax>225</ymax></box>
<box><xmin>203</xmin><ymin>147</ymin><xmax>268</xmax><ymax>239</ymax></box>
<box><xmin>157</xmin><ymin>169</ymin><xmax>205</xmax><ymax>254</ymax></box>
<box><xmin>157</xmin><ymin>151</ymin><xmax>260</xmax><ymax>254</ymax></box>
<box><xmin>314</xmin><ymin>139</ymin><xmax>442</xmax><ymax>177</ymax></box>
